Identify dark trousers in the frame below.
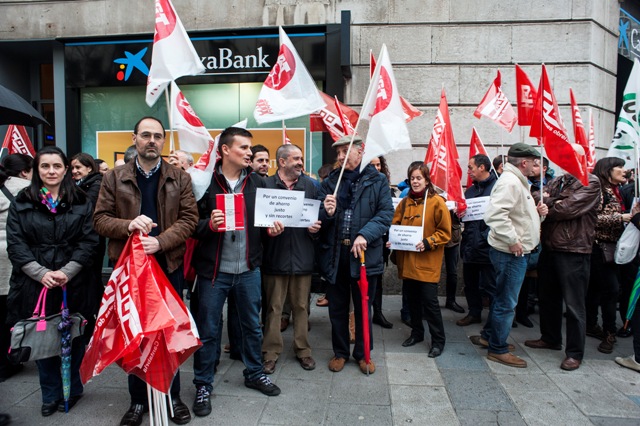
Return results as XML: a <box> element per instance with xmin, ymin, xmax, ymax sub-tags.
<box><xmin>587</xmin><ymin>244</ymin><xmax>620</xmax><ymax>334</ymax></box>
<box><xmin>129</xmin><ymin>264</ymin><xmax>184</xmax><ymax>405</ymax></box>
<box><xmin>462</xmin><ymin>262</ymin><xmax>496</xmax><ymax>318</ymax></box>
<box><xmin>444</xmin><ymin>245</ymin><xmax>460</xmax><ymax>302</ymax></box>
<box><xmin>326</xmin><ymin>246</ymin><xmax>376</xmax><ymax>360</ymax></box>
<box><xmin>619</xmin><ymin>259</ymin><xmax>639</xmax><ymax>326</ymax></box>
<box><xmin>37</xmin><ymin>338</ymin><xmax>85</xmax><ymax>403</ymax></box>
<box><xmin>538</xmin><ymin>250</ymin><xmax>590</xmax><ymax>360</ymax></box>
<box><xmin>404</xmin><ymin>279</ymin><xmax>445</xmax><ymax>349</ymax></box>
<box><xmin>0</xmin><ymin>295</ymin><xmax>10</xmax><ymax>370</ymax></box>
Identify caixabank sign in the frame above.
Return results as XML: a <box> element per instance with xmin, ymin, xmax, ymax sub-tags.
<box><xmin>64</xmin><ymin>26</ymin><xmax>327</xmax><ymax>88</ymax></box>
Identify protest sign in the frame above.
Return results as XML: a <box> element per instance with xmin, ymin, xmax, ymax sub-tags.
<box><xmin>461</xmin><ymin>196</ymin><xmax>490</xmax><ymax>222</ymax></box>
<box><xmin>389</xmin><ymin>225</ymin><xmax>422</xmax><ymax>252</ymax></box>
<box><xmin>254</xmin><ymin>188</ymin><xmax>305</xmax><ymax>227</ymax></box>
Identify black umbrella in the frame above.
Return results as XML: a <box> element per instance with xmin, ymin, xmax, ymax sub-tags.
<box><xmin>0</xmin><ymin>83</ymin><xmax>48</xmax><ymax>127</ymax></box>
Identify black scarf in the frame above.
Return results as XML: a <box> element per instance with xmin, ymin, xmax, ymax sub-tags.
<box><xmin>338</xmin><ymin>168</ymin><xmax>361</xmax><ymax>208</ymax></box>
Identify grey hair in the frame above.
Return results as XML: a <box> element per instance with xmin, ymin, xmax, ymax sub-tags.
<box><xmin>175</xmin><ymin>149</ymin><xmax>194</xmax><ymax>166</ymax></box>
<box><xmin>276</xmin><ymin>144</ymin><xmax>303</xmax><ymax>162</ymax></box>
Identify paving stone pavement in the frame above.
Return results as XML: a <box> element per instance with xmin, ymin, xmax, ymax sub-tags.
<box><xmin>1</xmin><ymin>295</ymin><xmax>639</xmax><ymax>425</ymax></box>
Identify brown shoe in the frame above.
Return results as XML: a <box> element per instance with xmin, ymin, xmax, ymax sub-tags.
<box><xmin>560</xmin><ymin>357</ymin><xmax>581</xmax><ymax>371</ymax></box>
<box><xmin>280</xmin><ymin>318</ymin><xmax>290</xmax><ymax>332</ymax></box>
<box><xmin>358</xmin><ymin>359</ymin><xmax>376</xmax><ymax>375</ymax></box>
<box><xmin>487</xmin><ymin>352</ymin><xmax>527</xmax><ymax>368</ymax></box>
<box><xmin>263</xmin><ymin>359</ymin><xmax>276</xmax><ymax>375</ymax></box>
<box><xmin>328</xmin><ymin>357</ymin><xmax>346</xmax><ymax>372</ymax></box>
<box><xmin>597</xmin><ymin>332</ymin><xmax>616</xmax><ymax>354</ymax></box>
<box><xmin>316</xmin><ymin>295</ymin><xmax>329</xmax><ymax>307</ymax></box>
<box><xmin>298</xmin><ymin>356</ymin><xmax>316</xmax><ymax>371</ymax></box>
<box><xmin>524</xmin><ymin>339</ymin><xmax>562</xmax><ymax>350</ymax></box>
<box><xmin>456</xmin><ymin>315</ymin><xmax>481</xmax><ymax>327</ymax></box>
<box><xmin>469</xmin><ymin>335</ymin><xmax>515</xmax><ymax>351</ymax></box>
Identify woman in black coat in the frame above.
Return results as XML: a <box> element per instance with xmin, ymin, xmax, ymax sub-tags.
<box><xmin>6</xmin><ymin>146</ymin><xmax>98</xmax><ymax>417</ymax></box>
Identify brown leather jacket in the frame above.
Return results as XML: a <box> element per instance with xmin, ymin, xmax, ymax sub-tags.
<box><xmin>93</xmin><ymin>160</ymin><xmax>198</xmax><ymax>273</ymax></box>
<box><xmin>539</xmin><ymin>173</ymin><xmax>601</xmax><ymax>254</ymax></box>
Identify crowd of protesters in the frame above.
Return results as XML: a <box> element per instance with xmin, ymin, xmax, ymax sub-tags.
<box><xmin>2</xmin><ymin>117</ymin><xmax>640</xmax><ymax>426</ymax></box>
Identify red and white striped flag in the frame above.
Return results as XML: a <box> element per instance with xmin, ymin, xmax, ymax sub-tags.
<box><xmin>145</xmin><ymin>0</ymin><xmax>205</xmax><ymax>107</ymax></box>
<box><xmin>1</xmin><ymin>125</ymin><xmax>36</xmax><ymax>158</ymax></box>
<box><xmin>254</xmin><ymin>27</ymin><xmax>325</xmax><ymax>124</ymax></box>
<box><xmin>474</xmin><ymin>70</ymin><xmax>518</xmax><ymax>133</ymax></box>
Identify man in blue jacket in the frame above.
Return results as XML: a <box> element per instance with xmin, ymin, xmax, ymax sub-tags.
<box><xmin>317</xmin><ymin>135</ymin><xmax>394</xmax><ymax>374</ymax></box>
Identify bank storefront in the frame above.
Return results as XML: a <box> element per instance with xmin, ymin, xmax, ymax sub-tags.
<box><xmin>63</xmin><ymin>24</ymin><xmax>347</xmax><ymax>174</ymax></box>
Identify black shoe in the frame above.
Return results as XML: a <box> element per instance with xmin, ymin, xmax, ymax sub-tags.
<box><xmin>445</xmin><ymin>301</ymin><xmax>465</xmax><ymax>314</ymax></box>
<box><xmin>516</xmin><ymin>316</ymin><xmax>534</xmax><ymax>328</ymax></box>
<box><xmin>58</xmin><ymin>394</ymin><xmax>83</xmax><ymax>412</ymax></box>
<box><xmin>0</xmin><ymin>413</ymin><xmax>10</xmax><ymax>426</ymax></box>
<box><xmin>193</xmin><ymin>386</ymin><xmax>212</xmax><ymax>417</ymax></box>
<box><xmin>586</xmin><ymin>324</ymin><xmax>605</xmax><ymax>340</ymax></box>
<box><xmin>120</xmin><ymin>404</ymin><xmax>147</xmax><ymax>426</ymax></box>
<box><xmin>229</xmin><ymin>352</ymin><xmax>242</xmax><ymax>360</ymax></box>
<box><xmin>245</xmin><ymin>374</ymin><xmax>281</xmax><ymax>396</ymax></box>
<box><xmin>512</xmin><ymin>321</ymin><xmax>518</xmax><ymax>328</ymax></box>
<box><xmin>617</xmin><ymin>326</ymin><xmax>633</xmax><ymax>338</ymax></box>
<box><xmin>402</xmin><ymin>337</ymin><xmax>424</xmax><ymax>347</ymax></box>
<box><xmin>169</xmin><ymin>397</ymin><xmax>191</xmax><ymax>425</ymax></box>
<box><xmin>428</xmin><ymin>347</ymin><xmax>442</xmax><ymax>358</ymax></box>
<box><xmin>41</xmin><ymin>401</ymin><xmax>59</xmax><ymax>417</ymax></box>
<box><xmin>373</xmin><ymin>312</ymin><xmax>393</xmax><ymax>329</ymax></box>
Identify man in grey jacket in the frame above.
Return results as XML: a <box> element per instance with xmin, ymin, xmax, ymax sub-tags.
<box><xmin>473</xmin><ymin>143</ymin><xmax>548</xmax><ymax>369</ymax></box>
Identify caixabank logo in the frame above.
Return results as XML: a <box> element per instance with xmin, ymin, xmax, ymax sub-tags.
<box><xmin>113</xmin><ymin>47</ymin><xmax>150</xmax><ymax>81</ymax></box>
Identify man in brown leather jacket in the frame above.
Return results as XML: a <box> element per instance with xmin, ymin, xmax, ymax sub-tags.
<box><xmin>93</xmin><ymin>116</ymin><xmax>198</xmax><ymax>426</ymax></box>
<box><xmin>525</xmin><ymin>172</ymin><xmax>601</xmax><ymax>372</ymax></box>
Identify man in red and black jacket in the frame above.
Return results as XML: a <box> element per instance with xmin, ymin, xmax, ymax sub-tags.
<box><xmin>190</xmin><ymin>127</ymin><xmax>284</xmax><ymax>418</ymax></box>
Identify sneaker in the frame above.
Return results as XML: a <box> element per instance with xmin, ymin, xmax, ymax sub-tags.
<box><xmin>245</xmin><ymin>375</ymin><xmax>281</xmax><ymax>396</ymax></box>
<box><xmin>192</xmin><ymin>386</ymin><xmax>211</xmax><ymax>417</ymax></box>
<box><xmin>615</xmin><ymin>355</ymin><xmax>640</xmax><ymax>373</ymax></box>
<box><xmin>586</xmin><ymin>324</ymin><xmax>605</xmax><ymax>340</ymax></box>
<box><xmin>598</xmin><ymin>332</ymin><xmax>617</xmax><ymax>354</ymax></box>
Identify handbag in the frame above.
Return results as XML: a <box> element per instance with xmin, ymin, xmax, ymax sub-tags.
<box><xmin>616</xmin><ymin>224</ymin><xmax>640</xmax><ymax>264</ymax></box>
<box><xmin>9</xmin><ymin>287</ymin><xmax>86</xmax><ymax>363</ymax></box>
<box><xmin>597</xmin><ymin>240</ymin><xmax>617</xmax><ymax>264</ymax></box>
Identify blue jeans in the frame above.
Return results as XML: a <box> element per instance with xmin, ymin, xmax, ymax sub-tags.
<box><xmin>36</xmin><ymin>337</ymin><xmax>85</xmax><ymax>403</ymax></box>
<box><xmin>482</xmin><ymin>247</ymin><xmax>528</xmax><ymax>354</ymax></box>
<box><xmin>193</xmin><ymin>269</ymin><xmax>263</xmax><ymax>392</ymax></box>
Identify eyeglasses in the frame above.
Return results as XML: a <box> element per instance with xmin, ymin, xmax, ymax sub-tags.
<box><xmin>136</xmin><ymin>132</ymin><xmax>165</xmax><ymax>141</ymax></box>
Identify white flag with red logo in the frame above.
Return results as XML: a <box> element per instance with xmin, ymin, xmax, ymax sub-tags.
<box><xmin>466</xmin><ymin>127</ymin><xmax>489</xmax><ymax>188</ymax></box>
<box><xmin>145</xmin><ymin>0</ymin><xmax>205</xmax><ymax>107</ymax></box>
<box><xmin>515</xmin><ymin>65</ymin><xmax>537</xmax><ymax>127</ymax></box>
<box><xmin>530</xmin><ymin>65</ymin><xmax>588</xmax><ymax>186</ymax></box>
<box><xmin>426</xmin><ymin>88</ymin><xmax>466</xmax><ymax>213</ymax></box>
<box><xmin>170</xmin><ymin>82</ymin><xmax>212</xmax><ymax>154</ymax></box>
<box><xmin>359</xmin><ymin>44</ymin><xmax>411</xmax><ymax>169</ymax></box>
<box><xmin>188</xmin><ymin>118</ymin><xmax>248</xmax><ymax>201</ymax></box>
<box><xmin>474</xmin><ymin>70</ymin><xmax>518</xmax><ymax>133</ymax></box>
<box><xmin>254</xmin><ymin>27</ymin><xmax>325</xmax><ymax>124</ymax></box>
<box><xmin>370</xmin><ymin>50</ymin><xmax>422</xmax><ymax>123</ymax></box>
<box><xmin>1</xmin><ymin>125</ymin><xmax>36</xmax><ymax>158</ymax></box>
<box><xmin>587</xmin><ymin>109</ymin><xmax>597</xmax><ymax>173</ymax></box>
<box><xmin>309</xmin><ymin>91</ymin><xmax>359</xmax><ymax>141</ymax></box>
<box><xmin>569</xmin><ymin>88</ymin><xmax>595</xmax><ymax>173</ymax></box>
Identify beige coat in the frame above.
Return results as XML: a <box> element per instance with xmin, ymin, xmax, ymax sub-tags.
<box><xmin>0</xmin><ymin>177</ymin><xmax>30</xmax><ymax>295</ymax></box>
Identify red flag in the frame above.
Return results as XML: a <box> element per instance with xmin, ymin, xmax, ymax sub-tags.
<box><xmin>586</xmin><ymin>109</ymin><xmax>597</xmax><ymax>173</ymax></box>
<box><xmin>474</xmin><ymin>70</ymin><xmax>518</xmax><ymax>133</ymax></box>
<box><xmin>530</xmin><ymin>65</ymin><xmax>588</xmax><ymax>186</ymax></box>
<box><xmin>466</xmin><ymin>127</ymin><xmax>489</xmax><ymax>188</ymax></box>
<box><xmin>427</xmin><ymin>88</ymin><xmax>466</xmax><ymax>213</ymax></box>
<box><xmin>81</xmin><ymin>234</ymin><xmax>201</xmax><ymax>393</ymax></box>
<box><xmin>569</xmin><ymin>88</ymin><xmax>592</xmax><ymax>166</ymax></box>
<box><xmin>309</xmin><ymin>91</ymin><xmax>359</xmax><ymax>141</ymax></box>
<box><xmin>370</xmin><ymin>50</ymin><xmax>423</xmax><ymax>123</ymax></box>
<box><xmin>334</xmin><ymin>96</ymin><xmax>355</xmax><ymax>136</ymax></box>
<box><xmin>515</xmin><ymin>65</ymin><xmax>537</xmax><ymax>126</ymax></box>
<box><xmin>1</xmin><ymin>125</ymin><xmax>36</xmax><ymax>157</ymax></box>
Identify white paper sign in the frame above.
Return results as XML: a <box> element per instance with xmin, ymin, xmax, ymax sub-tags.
<box><xmin>254</xmin><ymin>188</ymin><xmax>305</xmax><ymax>227</ymax></box>
<box><xmin>461</xmin><ymin>196</ymin><xmax>490</xmax><ymax>222</ymax></box>
<box><xmin>296</xmin><ymin>198</ymin><xmax>320</xmax><ymax>228</ymax></box>
<box><xmin>392</xmin><ymin>197</ymin><xmax>403</xmax><ymax>211</ymax></box>
<box><xmin>389</xmin><ymin>225</ymin><xmax>422</xmax><ymax>252</ymax></box>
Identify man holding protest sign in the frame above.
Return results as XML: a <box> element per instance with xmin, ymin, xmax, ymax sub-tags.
<box><xmin>317</xmin><ymin>135</ymin><xmax>394</xmax><ymax>374</ymax></box>
<box><xmin>261</xmin><ymin>144</ymin><xmax>321</xmax><ymax>374</ymax></box>
<box><xmin>190</xmin><ymin>127</ymin><xmax>283</xmax><ymax>418</ymax></box>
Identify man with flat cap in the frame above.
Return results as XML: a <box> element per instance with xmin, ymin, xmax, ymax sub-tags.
<box><xmin>470</xmin><ymin>143</ymin><xmax>548</xmax><ymax>368</ymax></box>
<box><xmin>316</xmin><ymin>135</ymin><xmax>394</xmax><ymax>374</ymax></box>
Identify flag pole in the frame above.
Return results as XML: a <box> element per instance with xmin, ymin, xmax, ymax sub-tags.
<box><xmin>165</xmin><ymin>89</ymin><xmax>175</xmax><ymax>152</ymax></box>
<box><xmin>282</xmin><ymin>120</ymin><xmax>286</xmax><ymax>145</ymax></box>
